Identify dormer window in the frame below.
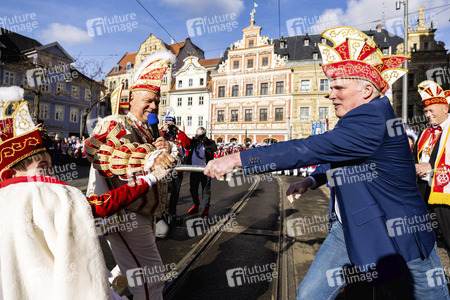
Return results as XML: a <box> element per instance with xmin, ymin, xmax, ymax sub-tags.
<box><xmin>321</xmin><ymin>38</ymin><xmax>326</xmax><ymax>44</ymax></box>
<box><xmin>304</xmin><ymin>38</ymin><xmax>310</xmax><ymax>46</ymax></box>
<box><xmin>280</xmin><ymin>40</ymin><xmax>286</xmax><ymax>49</ymax></box>
<box><xmin>312</xmin><ymin>52</ymin><xmax>318</xmax><ymax>60</ymax></box>
<box><xmin>248</xmin><ymin>40</ymin><xmax>254</xmax><ymax>48</ymax></box>
<box><xmin>114</xmin><ymin>65</ymin><xmax>120</xmax><ymax>73</ymax></box>
<box><xmin>126</xmin><ymin>62</ymin><xmax>133</xmax><ymax>71</ymax></box>
<box><xmin>283</xmin><ymin>54</ymin><xmax>289</xmax><ymax>60</ymax></box>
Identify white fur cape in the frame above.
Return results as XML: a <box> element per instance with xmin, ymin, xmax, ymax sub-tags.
<box><xmin>0</xmin><ymin>179</ymin><xmax>111</xmax><ymax>299</ymax></box>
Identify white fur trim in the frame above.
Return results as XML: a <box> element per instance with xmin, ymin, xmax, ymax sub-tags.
<box><xmin>0</xmin><ymin>86</ymin><xmax>24</xmax><ymax>103</ymax></box>
<box><xmin>132</xmin><ymin>50</ymin><xmax>176</xmax><ymax>84</ymax></box>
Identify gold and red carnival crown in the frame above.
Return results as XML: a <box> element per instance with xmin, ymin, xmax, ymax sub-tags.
<box><xmin>0</xmin><ymin>86</ymin><xmax>46</xmax><ymax>173</ymax></box>
<box><xmin>318</xmin><ymin>26</ymin><xmax>409</xmax><ymax>94</ymax></box>
<box><xmin>130</xmin><ymin>50</ymin><xmax>176</xmax><ymax>94</ymax></box>
<box><xmin>418</xmin><ymin>80</ymin><xmax>450</xmax><ymax>107</ymax></box>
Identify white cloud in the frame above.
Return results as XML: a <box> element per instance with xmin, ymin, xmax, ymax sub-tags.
<box><xmin>37</xmin><ymin>23</ymin><xmax>91</xmax><ymax>46</ymax></box>
<box><xmin>161</xmin><ymin>0</ymin><xmax>245</xmax><ymax>15</ymax></box>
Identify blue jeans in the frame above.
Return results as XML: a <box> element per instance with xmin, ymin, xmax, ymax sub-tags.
<box><xmin>297</xmin><ymin>221</ymin><xmax>450</xmax><ymax>300</ymax></box>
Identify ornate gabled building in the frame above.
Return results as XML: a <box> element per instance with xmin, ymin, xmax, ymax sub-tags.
<box><xmin>105</xmin><ymin>34</ymin><xmax>204</xmax><ymax>125</ymax></box>
<box><xmin>392</xmin><ymin>5</ymin><xmax>449</xmax><ymax>120</ymax></box>
<box><xmin>169</xmin><ymin>56</ymin><xmax>220</xmax><ymax>137</ymax></box>
<box><xmin>210</xmin><ymin>13</ymin><xmax>292</xmax><ymax>144</ymax></box>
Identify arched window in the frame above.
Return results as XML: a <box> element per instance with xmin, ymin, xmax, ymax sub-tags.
<box><xmin>217</xmin><ymin>137</ymin><xmax>223</xmax><ymax>143</ymax></box>
<box><xmin>230</xmin><ymin>138</ymin><xmax>237</xmax><ymax>143</ymax></box>
<box><xmin>124</xmin><ymin>79</ymin><xmax>129</xmax><ymax>90</ymax></box>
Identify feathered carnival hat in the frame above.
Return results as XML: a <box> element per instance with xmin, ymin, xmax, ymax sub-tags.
<box><xmin>318</xmin><ymin>26</ymin><xmax>409</xmax><ymax>94</ymax></box>
<box><xmin>0</xmin><ymin>86</ymin><xmax>46</xmax><ymax>174</ymax></box>
<box><xmin>417</xmin><ymin>80</ymin><xmax>450</xmax><ymax>107</ymax></box>
<box><xmin>130</xmin><ymin>50</ymin><xmax>176</xmax><ymax>94</ymax></box>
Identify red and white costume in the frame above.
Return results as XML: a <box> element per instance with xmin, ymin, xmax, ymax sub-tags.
<box><xmin>85</xmin><ymin>51</ymin><xmax>181</xmax><ymax>300</ymax></box>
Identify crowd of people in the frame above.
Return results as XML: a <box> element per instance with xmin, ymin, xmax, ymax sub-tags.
<box><xmin>42</xmin><ymin>133</ymin><xmax>87</xmax><ymax>165</ymax></box>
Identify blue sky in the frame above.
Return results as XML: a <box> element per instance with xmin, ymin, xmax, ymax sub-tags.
<box><xmin>2</xmin><ymin>0</ymin><xmax>449</xmax><ymax>79</ymax></box>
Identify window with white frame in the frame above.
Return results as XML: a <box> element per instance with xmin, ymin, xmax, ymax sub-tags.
<box><xmin>275</xmin><ymin>107</ymin><xmax>283</xmax><ymax>121</ymax></box>
<box><xmin>161</xmin><ymin>96</ymin><xmax>167</xmax><ymax>106</ymax></box>
<box><xmin>245</xmin><ymin>109</ymin><xmax>252</xmax><ymax>122</ymax></box>
<box><xmin>187</xmin><ymin>116</ymin><xmax>192</xmax><ymax>126</ymax></box>
<box><xmin>71</xmin><ymin>86</ymin><xmax>79</xmax><ymax>98</ymax></box>
<box><xmin>200</xmin><ymin>78</ymin><xmax>204</xmax><ymax>86</ymax></box>
<box><xmin>177</xmin><ymin>97</ymin><xmax>182</xmax><ymax>106</ymax></box>
<box><xmin>259</xmin><ymin>108</ymin><xmax>268</xmax><ymax>121</ymax></box>
<box><xmin>162</xmin><ymin>74</ymin><xmax>167</xmax><ymax>84</ymax></box>
<box><xmin>320</xmin><ymin>79</ymin><xmax>329</xmax><ymax>92</ymax></box>
<box><xmin>231</xmin><ymin>110</ymin><xmax>238</xmax><ymax>122</ymax></box>
<box><xmin>176</xmin><ymin>116</ymin><xmax>181</xmax><ymax>124</ymax></box>
<box><xmin>39</xmin><ymin>102</ymin><xmax>49</xmax><ymax>120</ymax></box>
<box><xmin>55</xmin><ymin>104</ymin><xmax>64</xmax><ymax>121</ymax></box>
<box><xmin>41</xmin><ymin>82</ymin><xmax>50</xmax><ymax>92</ymax></box>
<box><xmin>85</xmin><ymin>89</ymin><xmax>91</xmax><ymax>101</ymax></box>
<box><xmin>217</xmin><ymin>110</ymin><xmax>224</xmax><ymax>122</ymax></box>
<box><xmin>188</xmin><ymin>97</ymin><xmax>193</xmax><ymax>106</ymax></box>
<box><xmin>57</xmin><ymin>82</ymin><xmax>64</xmax><ymax>93</ymax></box>
<box><xmin>319</xmin><ymin>107</ymin><xmax>329</xmax><ymax>121</ymax></box>
<box><xmin>178</xmin><ymin>80</ymin><xmax>182</xmax><ymax>88</ymax></box>
<box><xmin>301</xmin><ymin>80</ymin><xmax>310</xmax><ymax>92</ymax></box>
<box><xmin>70</xmin><ymin>107</ymin><xmax>78</xmax><ymax>123</ymax></box>
<box><xmin>199</xmin><ymin>96</ymin><xmax>204</xmax><ymax>105</ymax></box>
<box><xmin>300</xmin><ymin>107</ymin><xmax>309</xmax><ymax>121</ymax></box>
<box><xmin>198</xmin><ymin>116</ymin><xmax>203</xmax><ymax>126</ymax></box>
<box><xmin>4</xmin><ymin>71</ymin><xmax>14</xmax><ymax>85</ymax></box>
<box><xmin>189</xmin><ymin>79</ymin><xmax>193</xmax><ymax>87</ymax></box>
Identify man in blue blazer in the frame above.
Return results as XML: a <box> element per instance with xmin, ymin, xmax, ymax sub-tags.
<box><xmin>204</xmin><ymin>27</ymin><xmax>449</xmax><ymax>299</ymax></box>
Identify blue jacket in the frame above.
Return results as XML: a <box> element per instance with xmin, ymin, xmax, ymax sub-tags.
<box><xmin>240</xmin><ymin>96</ymin><xmax>435</xmax><ymax>270</ymax></box>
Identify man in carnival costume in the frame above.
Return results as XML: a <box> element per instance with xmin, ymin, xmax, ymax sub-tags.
<box><xmin>85</xmin><ymin>50</ymin><xmax>182</xmax><ymax>300</ymax></box>
<box><xmin>204</xmin><ymin>27</ymin><xmax>450</xmax><ymax>299</ymax></box>
<box><xmin>413</xmin><ymin>80</ymin><xmax>450</xmax><ymax>257</ymax></box>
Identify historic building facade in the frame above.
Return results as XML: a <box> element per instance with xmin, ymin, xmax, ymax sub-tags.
<box><xmin>392</xmin><ymin>5</ymin><xmax>450</xmax><ymax>122</ymax></box>
<box><xmin>169</xmin><ymin>56</ymin><xmax>219</xmax><ymax>137</ymax></box>
<box><xmin>105</xmin><ymin>34</ymin><xmax>204</xmax><ymax>125</ymax></box>
<box><xmin>210</xmin><ymin>17</ymin><xmax>292</xmax><ymax>144</ymax></box>
<box><xmin>0</xmin><ymin>30</ymin><xmax>105</xmax><ymax>138</ymax></box>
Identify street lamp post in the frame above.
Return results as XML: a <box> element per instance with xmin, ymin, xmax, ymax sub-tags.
<box><xmin>396</xmin><ymin>0</ymin><xmax>408</xmax><ymax>122</ymax></box>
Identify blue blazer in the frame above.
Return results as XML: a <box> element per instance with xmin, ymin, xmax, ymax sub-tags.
<box><xmin>240</xmin><ymin>96</ymin><xmax>435</xmax><ymax>270</ymax></box>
